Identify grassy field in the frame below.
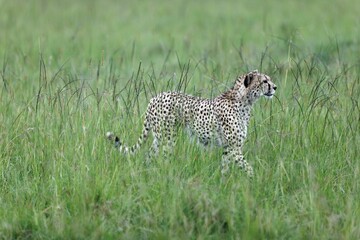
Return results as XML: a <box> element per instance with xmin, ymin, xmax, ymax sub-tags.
<box><xmin>0</xmin><ymin>0</ymin><xmax>359</xmax><ymax>239</ymax></box>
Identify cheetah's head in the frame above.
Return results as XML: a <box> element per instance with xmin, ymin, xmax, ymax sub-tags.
<box><xmin>243</xmin><ymin>70</ymin><xmax>277</xmax><ymax>103</ymax></box>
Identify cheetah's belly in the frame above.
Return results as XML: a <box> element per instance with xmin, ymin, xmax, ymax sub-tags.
<box><xmin>186</xmin><ymin>113</ymin><xmax>223</xmax><ymax>147</ymax></box>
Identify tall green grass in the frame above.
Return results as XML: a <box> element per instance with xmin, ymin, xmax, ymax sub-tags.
<box><xmin>0</xmin><ymin>0</ymin><xmax>359</xmax><ymax>239</ymax></box>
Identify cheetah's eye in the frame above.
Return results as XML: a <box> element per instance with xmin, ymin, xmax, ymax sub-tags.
<box><xmin>263</xmin><ymin>80</ymin><xmax>268</xmax><ymax>84</ymax></box>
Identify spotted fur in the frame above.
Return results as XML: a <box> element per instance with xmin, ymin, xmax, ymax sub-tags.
<box><xmin>106</xmin><ymin>70</ymin><xmax>277</xmax><ymax>177</ymax></box>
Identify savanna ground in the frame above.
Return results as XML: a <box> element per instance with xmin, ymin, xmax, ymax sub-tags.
<box><xmin>0</xmin><ymin>0</ymin><xmax>359</xmax><ymax>239</ymax></box>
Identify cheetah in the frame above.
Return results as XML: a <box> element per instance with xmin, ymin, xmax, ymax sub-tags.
<box><xmin>106</xmin><ymin>70</ymin><xmax>277</xmax><ymax>177</ymax></box>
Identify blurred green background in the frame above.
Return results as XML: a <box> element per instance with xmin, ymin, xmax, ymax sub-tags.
<box><xmin>1</xmin><ymin>0</ymin><xmax>359</xmax><ymax>73</ymax></box>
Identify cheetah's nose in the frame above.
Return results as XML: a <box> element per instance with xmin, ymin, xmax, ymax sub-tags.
<box><xmin>273</xmin><ymin>86</ymin><xmax>277</xmax><ymax>90</ymax></box>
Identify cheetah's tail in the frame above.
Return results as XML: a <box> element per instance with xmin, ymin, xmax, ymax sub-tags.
<box><xmin>106</xmin><ymin>119</ymin><xmax>151</xmax><ymax>155</ymax></box>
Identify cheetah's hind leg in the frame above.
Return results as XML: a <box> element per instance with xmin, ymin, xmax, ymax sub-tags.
<box><xmin>146</xmin><ymin>137</ymin><xmax>160</xmax><ymax>163</ymax></box>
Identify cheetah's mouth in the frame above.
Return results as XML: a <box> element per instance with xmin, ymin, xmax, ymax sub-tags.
<box><xmin>264</xmin><ymin>92</ymin><xmax>274</xmax><ymax>98</ymax></box>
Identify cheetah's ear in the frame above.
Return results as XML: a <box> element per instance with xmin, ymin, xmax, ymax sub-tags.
<box><xmin>244</xmin><ymin>73</ymin><xmax>254</xmax><ymax>88</ymax></box>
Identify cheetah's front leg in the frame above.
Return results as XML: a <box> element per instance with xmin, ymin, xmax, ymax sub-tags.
<box><xmin>221</xmin><ymin>148</ymin><xmax>253</xmax><ymax>177</ymax></box>
<box><xmin>221</xmin><ymin>147</ymin><xmax>231</xmax><ymax>175</ymax></box>
<box><xmin>233</xmin><ymin>149</ymin><xmax>253</xmax><ymax>177</ymax></box>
